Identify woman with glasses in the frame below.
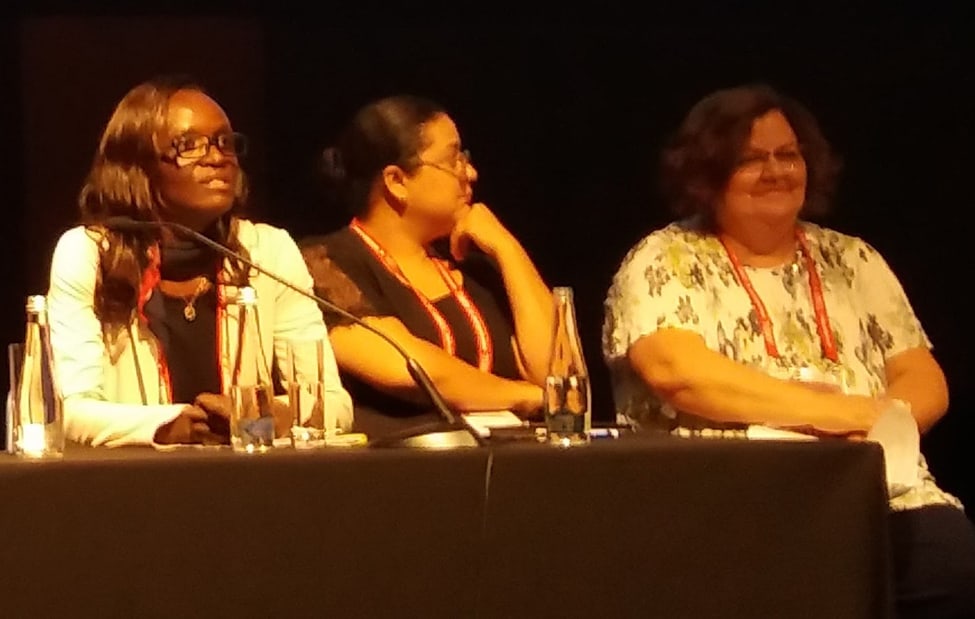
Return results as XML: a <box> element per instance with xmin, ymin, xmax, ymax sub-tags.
<box><xmin>299</xmin><ymin>95</ymin><xmax>552</xmax><ymax>438</ymax></box>
<box><xmin>602</xmin><ymin>83</ymin><xmax>975</xmax><ymax>618</ymax></box>
<box><xmin>46</xmin><ymin>75</ymin><xmax>352</xmax><ymax>446</ymax></box>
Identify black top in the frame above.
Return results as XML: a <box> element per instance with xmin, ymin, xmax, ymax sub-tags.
<box><xmin>300</xmin><ymin>227</ymin><xmax>521</xmax><ymax>436</ymax></box>
<box><xmin>144</xmin><ymin>238</ymin><xmax>222</xmax><ymax>404</ymax></box>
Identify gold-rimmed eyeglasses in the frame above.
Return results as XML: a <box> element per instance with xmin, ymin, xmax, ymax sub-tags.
<box><xmin>735</xmin><ymin>147</ymin><xmax>804</xmax><ymax>174</ymax></box>
<box><xmin>418</xmin><ymin>149</ymin><xmax>471</xmax><ymax>179</ymax></box>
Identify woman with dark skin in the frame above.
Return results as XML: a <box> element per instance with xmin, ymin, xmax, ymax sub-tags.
<box><xmin>48</xmin><ymin>76</ymin><xmax>351</xmax><ymax>446</ymax></box>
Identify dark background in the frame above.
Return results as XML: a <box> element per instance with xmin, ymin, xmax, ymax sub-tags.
<box><xmin>2</xmin><ymin>15</ymin><xmax>971</xmax><ymax>510</ymax></box>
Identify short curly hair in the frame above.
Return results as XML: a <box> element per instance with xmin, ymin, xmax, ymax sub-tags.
<box><xmin>660</xmin><ymin>83</ymin><xmax>841</xmax><ymax>229</ymax></box>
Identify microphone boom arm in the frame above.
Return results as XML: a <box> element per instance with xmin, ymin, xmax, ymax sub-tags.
<box><xmin>102</xmin><ymin>216</ymin><xmax>485</xmax><ymax>446</ymax></box>
<box><xmin>161</xmin><ymin>220</ymin><xmax>464</xmax><ymax>428</ymax></box>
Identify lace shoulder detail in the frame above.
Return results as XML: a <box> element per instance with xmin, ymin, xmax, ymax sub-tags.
<box><xmin>299</xmin><ymin>240</ymin><xmax>382</xmax><ymax>328</ymax></box>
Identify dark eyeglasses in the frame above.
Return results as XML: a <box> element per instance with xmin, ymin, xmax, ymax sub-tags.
<box><xmin>170</xmin><ymin>132</ymin><xmax>248</xmax><ymax>160</ymax></box>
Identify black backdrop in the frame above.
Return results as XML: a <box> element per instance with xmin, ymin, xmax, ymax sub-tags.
<box><xmin>2</xmin><ymin>15</ymin><xmax>971</xmax><ymax>512</ymax></box>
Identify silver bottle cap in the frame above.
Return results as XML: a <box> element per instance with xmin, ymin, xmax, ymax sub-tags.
<box><xmin>26</xmin><ymin>295</ymin><xmax>47</xmax><ymax>314</ymax></box>
<box><xmin>237</xmin><ymin>286</ymin><xmax>258</xmax><ymax>306</ymax></box>
<box><xmin>553</xmin><ymin>286</ymin><xmax>574</xmax><ymax>299</ymax></box>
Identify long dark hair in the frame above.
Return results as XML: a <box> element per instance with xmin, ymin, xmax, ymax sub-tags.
<box><xmin>79</xmin><ymin>75</ymin><xmax>251</xmax><ymax>328</ymax></box>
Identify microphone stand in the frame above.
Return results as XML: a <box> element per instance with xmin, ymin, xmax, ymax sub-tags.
<box><xmin>104</xmin><ymin>217</ymin><xmax>485</xmax><ymax>448</ymax></box>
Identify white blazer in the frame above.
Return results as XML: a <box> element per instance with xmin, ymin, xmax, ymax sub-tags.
<box><xmin>47</xmin><ymin>220</ymin><xmax>353</xmax><ymax>446</ymax></box>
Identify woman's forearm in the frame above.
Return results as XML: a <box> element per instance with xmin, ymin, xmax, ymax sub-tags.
<box><xmin>629</xmin><ymin>329</ymin><xmax>878</xmax><ymax>433</ymax></box>
<box><xmin>883</xmin><ymin>347</ymin><xmax>949</xmax><ymax>433</ymax></box>
<box><xmin>331</xmin><ymin>320</ymin><xmax>543</xmax><ymax>415</ymax></box>
<box><xmin>492</xmin><ymin>237</ymin><xmax>554</xmax><ymax>384</ymax></box>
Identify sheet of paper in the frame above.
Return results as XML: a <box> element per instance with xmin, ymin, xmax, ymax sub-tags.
<box><xmin>745</xmin><ymin>425</ymin><xmax>818</xmax><ymax>441</ymax></box>
<box><xmin>866</xmin><ymin>400</ymin><xmax>920</xmax><ymax>497</ymax></box>
<box><xmin>461</xmin><ymin>411</ymin><xmax>527</xmax><ymax>438</ymax></box>
<box><xmin>152</xmin><ymin>443</ymin><xmax>227</xmax><ymax>452</ymax></box>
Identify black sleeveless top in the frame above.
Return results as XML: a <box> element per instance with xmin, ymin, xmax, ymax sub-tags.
<box><xmin>299</xmin><ymin>227</ymin><xmax>521</xmax><ymax>437</ymax></box>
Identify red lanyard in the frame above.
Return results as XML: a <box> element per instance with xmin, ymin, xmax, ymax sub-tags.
<box><xmin>136</xmin><ymin>244</ymin><xmax>174</xmax><ymax>402</ymax></box>
<box><xmin>349</xmin><ymin>219</ymin><xmax>494</xmax><ymax>372</ymax></box>
<box><xmin>719</xmin><ymin>228</ymin><xmax>838</xmax><ymax>362</ymax></box>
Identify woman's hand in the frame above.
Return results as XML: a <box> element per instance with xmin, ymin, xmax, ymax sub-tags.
<box><xmin>193</xmin><ymin>393</ymin><xmax>233</xmax><ymax>442</ymax></box>
<box><xmin>194</xmin><ymin>392</ymin><xmax>292</xmax><ymax>440</ymax></box>
<box><xmin>510</xmin><ymin>382</ymin><xmax>545</xmax><ymax>420</ymax></box>
<box><xmin>154</xmin><ymin>403</ymin><xmax>227</xmax><ymax>445</ymax></box>
<box><xmin>776</xmin><ymin>392</ymin><xmax>884</xmax><ymax>437</ymax></box>
<box><xmin>270</xmin><ymin>399</ymin><xmax>294</xmax><ymax>439</ymax></box>
<box><xmin>449</xmin><ymin>203</ymin><xmax>515</xmax><ymax>261</ymax></box>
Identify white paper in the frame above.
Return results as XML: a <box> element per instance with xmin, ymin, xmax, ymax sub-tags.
<box><xmin>745</xmin><ymin>425</ymin><xmax>819</xmax><ymax>441</ymax></box>
<box><xmin>866</xmin><ymin>400</ymin><xmax>920</xmax><ymax>497</ymax></box>
<box><xmin>461</xmin><ymin>411</ymin><xmax>527</xmax><ymax>438</ymax></box>
<box><xmin>152</xmin><ymin>442</ymin><xmax>227</xmax><ymax>452</ymax></box>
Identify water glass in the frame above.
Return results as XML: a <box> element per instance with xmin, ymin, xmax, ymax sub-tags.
<box><xmin>286</xmin><ymin>339</ymin><xmax>333</xmax><ymax>449</ymax></box>
<box><xmin>229</xmin><ymin>383</ymin><xmax>275</xmax><ymax>453</ymax></box>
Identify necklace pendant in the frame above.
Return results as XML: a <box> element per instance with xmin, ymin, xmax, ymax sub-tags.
<box><xmin>184</xmin><ymin>304</ymin><xmax>197</xmax><ymax>321</ymax></box>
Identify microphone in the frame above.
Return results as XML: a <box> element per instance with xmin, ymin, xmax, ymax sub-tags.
<box><xmin>102</xmin><ymin>216</ymin><xmax>485</xmax><ymax>448</ymax></box>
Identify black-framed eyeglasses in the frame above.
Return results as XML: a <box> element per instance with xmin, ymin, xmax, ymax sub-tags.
<box><xmin>418</xmin><ymin>149</ymin><xmax>471</xmax><ymax>178</ymax></box>
<box><xmin>170</xmin><ymin>131</ymin><xmax>249</xmax><ymax>160</ymax></box>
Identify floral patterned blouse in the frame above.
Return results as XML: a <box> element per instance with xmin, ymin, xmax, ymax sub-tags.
<box><xmin>602</xmin><ymin>218</ymin><xmax>961</xmax><ymax>511</ymax></box>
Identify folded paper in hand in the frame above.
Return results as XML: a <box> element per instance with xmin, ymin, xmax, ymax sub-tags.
<box><xmin>866</xmin><ymin>399</ymin><xmax>920</xmax><ymax>497</ymax></box>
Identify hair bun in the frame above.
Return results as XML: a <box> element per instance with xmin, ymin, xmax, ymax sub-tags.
<box><xmin>320</xmin><ymin>146</ymin><xmax>347</xmax><ymax>183</ymax></box>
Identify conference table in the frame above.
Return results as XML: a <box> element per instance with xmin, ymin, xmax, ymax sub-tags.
<box><xmin>0</xmin><ymin>431</ymin><xmax>892</xmax><ymax>618</ymax></box>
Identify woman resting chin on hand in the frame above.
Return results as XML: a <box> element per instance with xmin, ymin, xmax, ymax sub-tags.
<box><xmin>299</xmin><ymin>95</ymin><xmax>552</xmax><ymax>438</ymax></box>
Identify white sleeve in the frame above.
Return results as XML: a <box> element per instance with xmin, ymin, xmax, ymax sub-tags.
<box><xmin>47</xmin><ymin>227</ymin><xmax>184</xmax><ymax>446</ymax></box>
<box><xmin>854</xmin><ymin>240</ymin><xmax>931</xmax><ymax>358</ymax></box>
<box><xmin>602</xmin><ymin>233</ymin><xmax>710</xmax><ymax>362</ymax></box>
<box><xmin>268</xmin><ymin>228</ymin><xmax>354</xmax><ymax>432</ymax></box>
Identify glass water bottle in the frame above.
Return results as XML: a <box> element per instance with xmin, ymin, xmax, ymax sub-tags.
<box><xmin>543</xmin><ymin>287</ymin><xmax>591</xmax><ymax>446</ymax></box>
<box><xmin>12</xmin><ymin>295</ymin><xmax>64</xmax><ymax>458</ymax></box>
<box><xmin>229</xmin><ymin>287</ymin><xmax>276</xmax><ymax>453</ymax></box>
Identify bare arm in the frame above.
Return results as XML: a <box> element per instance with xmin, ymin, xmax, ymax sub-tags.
<box><xmin>883</xmin><ymin>346</ymin><xmax>949</xmax><ymax>433</ymax></box>
<box><xmin>329</xmin><ymin>316</ymin><xmax>543</xmax><ymax>416</ymax></box>
<box><xmin>628</xmin><ymin>328</ymin><xmax>880</xmax><ymax>434</ymax></box>
<box><xmin>450</xmin><ymin>204</ymin><xmax>552</xmax><ymax>384</ymax></box>
<box><xmin>852</xmin><ymin>241</ymin><xmax>946</xmax><ymax>433</ymax></box>
<box><xmin>489</xmin><ymin>236</ymin><xmax>554</xmax><ymax>384</ymax></box>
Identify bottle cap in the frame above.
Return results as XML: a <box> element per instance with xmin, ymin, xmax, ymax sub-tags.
<box><xmin>237</xmin><ymin>286</ymin><xmax>258</xmax><ymax>306</ymax></box>
<box><xmin>26</xmin><ymin>295</ymin><xmax>47</xmax><ymax>314</ymax></box>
